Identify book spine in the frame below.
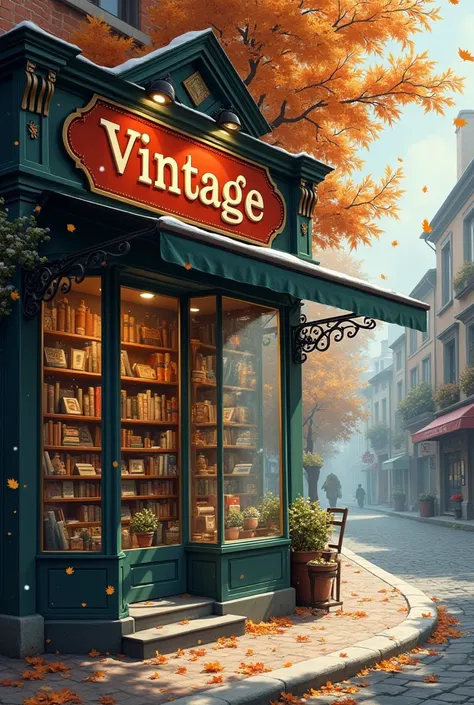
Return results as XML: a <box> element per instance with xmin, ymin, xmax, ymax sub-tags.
<box><xmin>91</xmin><ymin>341</ymin><xmax>97</xmax><ymax>374</ymax></box>
<box><xmin>85</xmin><ymin>308</ymin><xmax>93</xmax><ymax>337</ymax></box>
<box><xmin>77</xmin><ymin>387</ymin><xmax>83</xmax><ymax>414</ymax></box>
<box><xmin>88</xmin><ymin>387</ymin><xmax>95</xmax><ymax>418</ymax></box>
<box><xmin>123</xmin><ymin>313</ymin><xmax>129</xmax><ymax>342</ymax></box>
<box><xmin>84</xmin><ymin>394</ymin><xmax>90</xmax><ymax>416</ymax></box>
<box><xmin>95</xmin><ymin>386</ymin><xmax>101</xmax><ymax>418</ymax></box>
<box><xmin>129</xmin><ymin>315</ymin><xmax>135</xmax><ymax>343</ymax></box>
<box><xmin>54</xmin><ymin>382</ymin><xmax>60</xmax><ymax>414</ymax></box>
<box><xmin>93</xmin><ymin>313</ymin><xmax>99</xmax><ymax>339</ymax></box>
<box><xmin>51</xmin><ymin>301</ymin><xmax>57</xmax><ymax>331</ymax></box>
<box><xmin>71</xmin><ymin>308</ymin><xmax>75</xmax><ymax>337</ymax></box>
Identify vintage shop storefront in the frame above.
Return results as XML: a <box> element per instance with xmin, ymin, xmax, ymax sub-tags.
<box><xmin>0</xmin><ymin>22</ymin><xmax>429</xmax><ymax>657</ymax></box>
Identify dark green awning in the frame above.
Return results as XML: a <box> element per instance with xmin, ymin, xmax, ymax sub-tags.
<box><xmin>159</xmin><ymin>218</ymin><xmax>428</xmax><ymax>331</ymax></box>
<box><xmin>382</xmin><ymin>455</ymin><xmax>409</xmax><ymax>471</ymax></box>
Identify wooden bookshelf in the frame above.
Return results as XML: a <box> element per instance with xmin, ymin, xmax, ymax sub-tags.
<box><xmin>44</xmin><ymin>497</ymin><xmax>101</xmax><ymax>502</ymax></box>
<box><xmin>121</xmin><ymin>419</ymin><xmax>179</xmax><ymax>426</ymax></box>
<box><xmin>44</xmin><ymin>329</ymin><xmax>101</xmax><ymax>343</ymax></box>
<box><xmin>121</xmin><ymin>494</ymin><xmax>177</xmax><ymax>500</ymax></box>
<box><xmin>44</xmin><ymin>368</ymin><xmax>178</xmax><ymax>386</ymax></box>
<box><xmin>122</xmin><ymin>341</ymin><xmax>177</xmax><ymax>353</ymax></box>
<box><xmin>121</xmin><ymin>376</ymin><xmax>178</xmax><ymax>386</ymax></box>
<box><xmin>44</xmin><ymin>413</ymin><xmax>102</xmax><ymax>422</ymax></box>
<box><xmin>44</xmin><ymin>475</ymin><xmax>101</xmax><ymax>480</ymax></box>
<box><xmin>44</xmin><ymin>445</ymin><xmax>101</xmax><ymax>451</ymax></box>
<box><xmin>121</xmin><ymin>447</ymin><xmax>177</xmax><ymax>453</ymax></box>
<box><xmin>194</xmin><ymin>422</ymin><xmax>257</xmax><ymax>428</ymax></box>
<box><xmin>120</xmin><ymin>474</ymin><xmax>178</xmax><ymax>480</ymax></box>
<box><xmin>193</xmin><ymin>341</ymin><xmax>255</xmax><ymax>357</ymax></box>
<box><xmin>192</xmin><ymin>445</ymin><xmax>257</xmax><ymax>450</ymax></box>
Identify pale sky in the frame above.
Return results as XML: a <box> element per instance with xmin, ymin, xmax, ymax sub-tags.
<box><xmin>345</xmin><ymin>3</ymin><xmax>474</xmax><ymax>349</ymax></box>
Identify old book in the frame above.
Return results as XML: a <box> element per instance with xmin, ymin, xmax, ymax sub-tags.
<box><xmin>123</xmin><ymin>313</ymin><xmax>129</xmax><ymax>342</ymax></box>
<box><xmin>85</xmin><ymin>308</ymin><xmax>93</xmax><ymax>337</ymax></box>
<box><xmin>88</xmin><ymin>387</ymin><xmax>95</xmax><ymax>418</ymax></box>
<box><xmin>129</xmin><ymin>315</ymin><xmax>135</xmax><ymax>343</ymax></box>
<box><xmin>77</xmin><ymin>387</ymin><xmax>83</xmax><ymax>414</ymax></box>
<box><xmin>91</xmin><ymin>341</ymin><xmax>97</xmax><ymax>373</ymax></box>
<box><xmin>62</xmin><ymin>481</ymin><xmax>74</xmax><ymax>498</ymax></box>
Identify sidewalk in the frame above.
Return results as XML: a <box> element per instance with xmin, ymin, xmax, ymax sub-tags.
<box><xmin>353</xmin><ymin>501</ymin><xmax>474</xmax><ymax>532</ymax></box>
<box><xmin>0</xmin><ymin>551</ymin><xmax>436</xmax><ymax>705</ymax></box>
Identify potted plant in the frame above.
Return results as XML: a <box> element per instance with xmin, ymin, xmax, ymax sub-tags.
<box><xmin>257</xmin><ymin>493</ymin><xmax>280</xmax><ymax>535</ymax></box>
<box><xmin>460</xmin><ymin>365</ymin><xmax>474</xmax><ymax>398</ymax></box>
<box><xmin>306</xmin><ymin>556</ymin><xmax>338</xmax><ymax>605</ymax></box>
<box><xmin>454</xmin><ymin>261</ymin><xmax>474</xmax><ymax>297</ymax></box>
<box><xmin>451</xmin><ymin>493</ymin><xmax>463</xmax><ymax>520</ymax></box>
<box><xmin>303</xmin><ymin>451</ymin><xmax>323</xmax><ymax>503</ymax></box>
<box><xmin>418</xmin><ymin>493</ymin><xmax>436</xmax><ymax>518</ymax></box>
<box><xmin>225</xmin><ymin>511</ymin><xmax>244</xmax><ymax>540</ymax></box>
<box><xmin>366</xmin><ymin>423</ymin><xmax>389</xmax><ymax>450</ymax></box>
<box><xmin>243</xmin><ymin>507</ymin><xmax>260</xmax><ymax>531</ymax></box>
<box><xmin>79</xmin><ymin>529</ymin><xmax>91</xmax><ymax>551</ymax></box>
<box><xmin>130</xmin><ymin>508</ymin><xmax>159</xmax><ymax>548</ymax></box>
<box><xmin>434</xmin><ymin>383</ymin><xmax>460</xmax><ymax>410</ymax></box>
<box><xmin>398</xmin><ymin>383</ymin><xmax>435</xmax><ymax>424</ymax></box>
<box><xmin>392</xmin><ymin>490</ymin><xmax>405</xmax><ymax>512</ymax></box>
<box><xmin>289</xmin><ymin>497</ymin><xmax>333</xmax><ymax>606</ymax></box>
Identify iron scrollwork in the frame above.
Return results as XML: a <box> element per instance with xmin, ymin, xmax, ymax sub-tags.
<box><xmin>22</xmin><ymin>225</ymin><xmax>156</xmax><ymax>319</ymax></box>
<box><xmin>293</xmin><ymin>312</ymin><xmax>376</xmax><ymax>363</ymax></box>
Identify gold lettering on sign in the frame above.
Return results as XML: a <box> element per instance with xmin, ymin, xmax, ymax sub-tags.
<box><xmin>183</xmin><ymin>72</ymin><xmax>210</xmax><ymax>106</ymax></box>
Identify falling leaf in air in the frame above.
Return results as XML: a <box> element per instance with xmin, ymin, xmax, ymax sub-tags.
<box><xmin>88</xmin><ymin>649</ymin><xmax>100</xmax><ymax>657</ymax></box>
<box><xmin>66</xmin><ymin>224</ymin><xmax>76</xmax><ymax>232</ymax></box>
<box><xmin>422</xmin><ymin>186</ymin><xmax>428</xmax><ymax>193</ymax></box>
<box><xmin>13</xmin><ymin>141</ymin><xmax>19</xmax><ymax>146</ymax></box>
<box><xmin>424</xmin><ymin>675</ymin><xmax>439</xmax><ymax>682</ymax></box>
<box><xmin>65</xmin><ymin>567</ymin><xmax>74</xmax><ymax>575</ymax></box>
<box><xmin>10</xmin><ymin>290</ymin><xmax>20</xmax><ymax>301</ymax></box>
<box><xmin>422</xmin><ymin>219</ymin><xmax>433</xmax><ymax>233</ymax></box>
<box><xmin>454</xmin><ymin>117</ymin><xmax>468</xmax><ymax>128</ymax></box>
<box><xmin>397</xmin><ymin>157</ymin><xmax>403</xmax><ymax>162</ymax></box>
<box><xmin>380</xmin><ymin>274</ymin><xmax>387</xmax><ymax>280</ymax></box>
<box><xmin>34</xmin><ymin>205</ymin><xmax>42</xmax><ymax>213</ymax></box>
<box><xmin>7</xmin><ymin>478</ymin><xmax>19</xmax><ymax>489</ymax></box>
<box><xmin>105</xmin><ymin>585</ymin><xmax>115</xmax><ymax>595</ymax></box>
<box><xmin>459</xmin><ymin>49</ymin><xmax>474</xmax><ymax>62</ymax></box>
<box><xmin>184</xmin><ymin>263</ymin><xmax>192</xmax><ymax>270</ymax></box>
<box><xmin>391</xmin><ymin>240</ymin><xmax>399</xmax><ymax>248</ymax></box>
<box><xmin>112</xmin><ymin>461</ymin><xmax>118</xmax><ymax>468</ymax></box>
<box><xmin>449</xmin><ymin>0</ymin><xmax>459</xmax><ymax>4</ymax></box>
<box><xmin>81</xmin><ymin>603</ymin><xmax>87</xmax><ymax>608</ymax></box>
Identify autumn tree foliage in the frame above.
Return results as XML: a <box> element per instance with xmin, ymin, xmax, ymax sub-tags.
<box><xmin>72</xmin><ymin>1</ymin><xmax>463</xmax><ymax>250</ymax></box>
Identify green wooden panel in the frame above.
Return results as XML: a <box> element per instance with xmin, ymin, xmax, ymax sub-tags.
<box><xmin>123</xmin><ymin>545</ymin><xmax>186</xmax><ymax>604</ymax></box>
<box><xmin>48</xmin><ymin>569</ymin><xmax>108</xmax><ymax>610</ymax></box>
<box><xmin>228</xmin><ymin>550</ymin><xmax>284</xmax><ymax>590</ymax></box>
<box><xmin>187</xmin><ymin>556</ymin><xmax>218</xmax><ymax>597</ymax></box>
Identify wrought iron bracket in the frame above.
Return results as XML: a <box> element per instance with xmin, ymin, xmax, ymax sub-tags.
<box><xmin>292</xmin><ymin>312</ymin><xmax>376</xmax><ymax>364</ymax></box>
<box><xmin>22</xmin><ymin>223</ymin><xmax>157</xmax><ymax>319</ymax></box>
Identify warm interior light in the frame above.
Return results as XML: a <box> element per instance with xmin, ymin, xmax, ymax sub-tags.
<box><xmin>147</xmin><ymin>78</ymin><xmax>176</xmax><ymax>106</ymax></box>
<box><xmin>190</xmin><ymin>307</ymin><xmax>200</xmax><ymax>312</ymax></box>
<box><xmin>152</xmin><ymin>93</ymin><xmax>167</xmax><ymax>105</ymax></box>
<box><xmin>216</xmin><ymin>108</ymin><xmax>242</xmax><ymax>133</ymax></box>
<box><xmin>140</xmin><ymin>292</ymin><xmax>155</xmax><ymax>299</ymax></box>
<box><xmin>222</xmin><ymin>121</ymin><xmax>240</xmax><ymax>131</ymax></box>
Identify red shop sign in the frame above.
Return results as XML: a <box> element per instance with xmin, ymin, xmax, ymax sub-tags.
<box><xmin>63</xmin><ymin>95</ymin><xmax>286</xmax><ymax>246</ymax></box>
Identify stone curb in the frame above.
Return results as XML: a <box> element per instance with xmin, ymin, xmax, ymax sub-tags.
<box><xmin>359</xmin><ymin>505</ymin><xmax>474</xmax><ymax>533</ymax></box>
<box><xmin>169</xmin><ymin>549</ymin><xmax>437</xmax><ymax>705</ymax></box>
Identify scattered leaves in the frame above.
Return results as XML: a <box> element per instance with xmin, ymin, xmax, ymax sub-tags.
<box><xmin>82</xmin><ymin>672</ymin><xmax>105</xmax><ymax>683</ymax></box>
<box><xmin>7</xmin><ymin>478</ymin><xmax>19</xmax><ymax>489</ymax></box>
<box><xmin>207</xmin><ymin>675</ymin><xmax>224</xmax><ymax>684</ymax></box>
<box><xmin>238</xmin><ymin>662</ymin><xmax>271</xmax><ymax>676</ymax></box>
<box><xmin>99</xmin><ymin>698</ymin><xmax>116</xmax><ymax>705</ymax></box>
<box><xmin>24</xmin><ymin>689</ymin><xmax>83</xmax><ymax>705</ymax></box>
<box><xmin>429</xmin><ymin>605</ymin><xmax>464</xmax><ymax>644</ymax></box>
<box><xmin>202</xmin><ymin>662</ymin><xmax>224</xmax><ymax>673</ymax></box>
<box><xmin>424</xmin><ymin>675</ymin><xmax>439</xmax><ymax>682</ymax></box>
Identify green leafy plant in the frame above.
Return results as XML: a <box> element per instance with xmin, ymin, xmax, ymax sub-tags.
<box><xmin>79</xmin><ymin>529</ymin><xmax>91</xmax><ymax>543</ymax></box>
<box><xmin>454</xmin><ymin>261</ymin><xmax>474</xmax><ymax>293</ymax></box>
<box><xmin>288</xmin><ymin>496</ymin><xmax>333</xmax><ymax>552</ymax></box>
<box><xmin>392</xmin><ymin>430</ymin><xmax>405</xmax><ymax>449</ymax></box>
<box><xmin>366</xmin><ymin>423</ymin><xmax>389</xmax><ymax>449</ymax></box>
<box><xmin>258</xmin><ymin>492</ymin><xmax>280</xmax><ymax>527</ymax></box>
<box><xmin>303</xmin><ymin>451</ymin><xmax>323</xmax><ymax>467</ymax></box>
<box><xmin>130</xmin><ymin>508</ymin><xmax>159</xmax><ymax>533</ymax></box>
<box><xmin>398</xmin><ymin>383</ymin><xmax>434</xmax><ymax>423</ymax></box>
<box><xmin>0</xmin><ymin>199</ymin><xmax>50</xmax><ymax>319</ymax></box>
<box><xmin>460</xmin><ymin>365</ymin><xmax>474</xmax><ymax>397</ymax></box>
<box><xmin>418</xmin><ymin>493</ymin><xmax>436</xmax><ymax>501</ymax></box>
<box><xmin>243</xmin><ymin>506</ymin><xmax>260</xmax><ymax>519</ymax></box>
<box><xmin>392</xmin><ymin>490</ymin><xmax>405</xmax><ymax>498</ymax></box>
<box><xmin>307</xmin><ymin>556</ymin><xmax>336</xmax><ymax>566</ymax></box>
<box><xmin>434</xmin><ymin>383</ymin><xmax>460</xmax><ymax>410</ymax></box>
<box><xmin>225</xmin><ymin>511</ymin><xmax>244</xmax><ymax>529</ymax></box>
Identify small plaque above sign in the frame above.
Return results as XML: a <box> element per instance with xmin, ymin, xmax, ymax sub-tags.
<box><xmin>183</xmin><ymin>72</ymin><xmax>210</xmax><ymax>106</ymax></box>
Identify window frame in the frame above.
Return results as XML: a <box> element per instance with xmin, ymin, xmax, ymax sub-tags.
<box><xmin>396</xmin><ymin>349</ymin><xmax>402</xmax><ymax>371</ymax></box>
<box><xmin>421</xmin><ymin>355</ymin><xmax>431</xmax><ymax>385</ymax></box>
<box><xmin>374</xmin><ymin>401</ymin><xmax>379</xmax><ymax>423</ymax></box>
<box><xmin>397</xmin><ymin>380</ymin><xmax>403</xmax><ymax>404</ymax></box>
<box><xmin>441</xmin><ymin>236</ymin><xmax>453</xmax><ymax>308</ymax></box>
<box><xmin>443</xmin><ymin>336</ymin><xmax>458</xmax><ymax>384</ymax></box>
<box><xmin>409</xmin><ymin>328</ymin><xmax>417</xmax><ymax>355</ymax></box>
<box><xmin>410</xmin><ymin>365</ymin><xmax>419</xmax><ymax>389</ymax></box>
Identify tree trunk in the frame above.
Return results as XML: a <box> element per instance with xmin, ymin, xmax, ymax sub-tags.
<box><xmin>306</xmin><ymin>466</ymin><xmax>320</xmax><ymax>503</ymax></box>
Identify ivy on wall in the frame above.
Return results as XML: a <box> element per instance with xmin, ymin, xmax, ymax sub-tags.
<box><xmin>0</xmin><ymin>200</ymin><xmax>49</xmax><ymax>319</ymax></box>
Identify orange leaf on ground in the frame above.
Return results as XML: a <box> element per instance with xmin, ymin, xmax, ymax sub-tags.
<box><xmin>22</xmin><ymin>671</ymin><xmax>45</xmax><ymax>681</ymax></box>
<box><xmin>81</xmin><ymin>672</ymin><xmax>105</xmax><ymax>683</ymax></box>
<box><xmin>99</xmin><ymin>698</ymin><xmax>116</xmax><ymax>705</ymax></box>
<box><xmin>427</xmin><ymin>649</ymin><xmax>439</xmax><ymax>655</ymax></box>
<box><xmin>24</xmin><ymin>689</ymin><xmax>83</xmax><ymax>705</ymax></box>
<box><xmin>179</xmin><ymin>619</ymin><xmax>190</xmax><ymax>625</ymax></box>
<box><xmin>296</xmin><ymin>635</ymin><xmax>311</xmax><ymax>642</ymax></box>
<box><xmin>424</xmin><ymin>675</ymin><xmax>439</xmax><ymax>682</ymax></box>
<box><xmin>375</xmin><ymin>659</ymin><xmax>403</xmax><ymax>673</ymax></box>
<box><xmin>189</xmin><ymin>648</ymin><xmax>206</xmax><ymax>657</ymax></box>
<box><xmin>398</xmin><ymin>655</ymin><xmax>419</xmax><ymax>666</ymax></box>
<box><xmin>238</xmin><ymin>662</ymin><xmax>271</xmax><ymax>676</ymax></box>
<box><xmin>176</xmin><ymin>667</ymin><xmax>187</xmax><ymax>675</ymax></box>
<box><xmin>246</xmin><ymin>649</ymin><xmax>254</xmax><ymax>656</ymax></box>
<box><xmin>88</xmin><ymin>649</ymin><xmax>100</xmax><ymax>658</ymax></box>
<box><xmin>207</xmin><ymin>675</ymin><xmax>224</xmax><ymax>684</ymax></box>
<box><xmin>283</xmin><ymin>662</ymin><xmax>293</xmax><ymax>668</ymax></box>
<box><xmin>150</xmin><ymin>673</ymin><xmax>160</xmax><ymax>680</ymax></box>
<box><xmin>432</xmin><ymin>596</ymin><xmax>440</xmax><ymax>602</ymax></box>
<box><xmin>333</xmin><ymin>699</ymin><xmax>357</xmax><ymax>705</ymax></box>
<box><xmin>339</xmin><ymin>653</ymin><xmax>348</xmax><ymax>658</ymax></box>
<box><xmin>422</xmin><ymin>612</ymin><xmax>433</xmax><ymax>618</ymax></box>
<box><xmin>202</xmin><ymin>662</ymin><xmax>224</xmax><ymax>673</ymax></box>
<box><xmin>350</xmin><ymin>593</ymin><xmax>359</xmax><ymax>597</ymax></box>
<box><xmin>398</xmin><ymin>606</ymin><xmax>409</xmax><ymax>613</ymax></box>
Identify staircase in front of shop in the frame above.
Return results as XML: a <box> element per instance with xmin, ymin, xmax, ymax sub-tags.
<box><xmin>122</xmin><ymin>596</ymin><xmax>246</xmax><ymax>659</ymax></box>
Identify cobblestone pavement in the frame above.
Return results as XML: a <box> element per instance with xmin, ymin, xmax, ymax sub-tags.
<box><xmin>313</xmin><ymin>506</ymin><xmax>474</xmax><ymax>705</ymax></box>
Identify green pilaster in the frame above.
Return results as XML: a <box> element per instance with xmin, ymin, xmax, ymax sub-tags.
<box><xmin>287</xmin><ymin>305</ymin><xmax>304</xmax><ymax>501</ymax></box>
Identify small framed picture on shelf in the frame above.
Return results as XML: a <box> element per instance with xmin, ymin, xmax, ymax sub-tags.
<box><xmin>44</xmin><ymin>347</ymin><xmax>67</xmax><ymax>368</ymax></box>
<box><xmin>232</xmin><ymin>463</ymin><xmax>253</xmax><ymax>475</ymax></box>
<box><xmin>74</xmin><ymin>462</ymin><xmax>96</xmax><ymax>476</ymax></box>
<box><xmin>246</xmin><ymin>483</ymin><xmax>257</xmax><ymax>494</ymax></box>
<box><xmin>61</xmin><ymin>397</ymin><xmax>82</xmax><ymax>415</ymax></box>
<box><xmin>121</xmin><ymin>480</ymin><xmax>136</xmax><ymax>496</ymax></box>
<box><xmin>128</xmin><ymin>458</ymin><xmax>145</xmax><ymax>475</ymax></box>
<box><xmin>71</xmin><ymin>348</ymin><xmax>86</xmax><ymax>371</ymax></box>
<box><xmin>132</xmin><ymin>363</ymin><xmax>156</xmax><ymax>379</ymax></box>
<box><xmin>121</xmin><ymin>350</ymin><xmax>133</xmax><ymax>377</ymax></box>
<box><xmin>223</xmin><ymin>407</ymin><xmax>235</xmax><ymax>423</ymax></box>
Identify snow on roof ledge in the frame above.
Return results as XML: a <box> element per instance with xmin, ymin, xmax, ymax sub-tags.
<box><xmin>111</xmin><ymin>29</ymin><xmax>213</xmax><ymax>75</ymax></box>
<box><xmin>1</xmin><ymin>20</ymin><xmax>81</xmax><ymax>51</ymax></box>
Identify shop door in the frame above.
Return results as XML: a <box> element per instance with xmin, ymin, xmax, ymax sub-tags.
<box><xmin>120</xmin><ymin>286</ymin><xmax>185</xmax><ymax>604</ymax></box>
<box><xmin>445</xmin><ymin>451</ymin><xmax>462</xmax><ymax>514</ymax></box>
<box><xmin>417</xmin><ymin>457</ymin><xmax>429</xmax><ymax>496</ymax></box>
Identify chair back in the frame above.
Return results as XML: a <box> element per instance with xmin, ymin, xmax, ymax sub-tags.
<box><xmin>327</xmin><ymin>507</ymin><xmax>348</xmax><ymax>554</ymax></box>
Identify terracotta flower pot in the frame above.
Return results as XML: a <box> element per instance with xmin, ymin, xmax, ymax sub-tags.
<box><xmin>136</xmin><ymin>532</ymin><xmax>154</xmax><ymax>548</ymax></box>
<box><xmin>419</xmin><ymin>500</ymin><xmax>434</xmax><ymax>518</ymax></box>
<box><xmin>291</xmin><ymin>550</ymin><xmax>322</xmax><ymax>606</ymax></box>
<box><xmin>307</xmin><ymin>562</ymin><xmax>338</xmax><ymax>604</ymax></box>
<box><xmin>393</xmin><ymin>495</ymin><xmax>405</xmax><ymax>512</ymax></box>
<box><xmin>225</xmin><ymin>527</ymin><xmax>240</xmax><ymax>540</ymax></box>
<box><xmin>239</xmin><ymin>529</ymin><xmax>255</xmax><ymax>539</ymax></box>
<box><xmin>243</xmin><ymin>518</ymin><xmax>259</xmax><ymax>530</ymax></box>
<box><xmin>454</xmin><ymin>507</ymin><xmax>462</xmax><ymax>519</ymax></box>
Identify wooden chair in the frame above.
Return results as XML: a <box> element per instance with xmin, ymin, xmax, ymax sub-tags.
<box><xmin>326</xmin><ymin>507</ymin><xmax>349</xmax><ymax>605</ymax></box>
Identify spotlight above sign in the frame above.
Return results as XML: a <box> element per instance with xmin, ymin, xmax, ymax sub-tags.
<box><xmin>63</xmin><ymin>95</ymin><xmax>286</xmax><ymax>247</ymax></box>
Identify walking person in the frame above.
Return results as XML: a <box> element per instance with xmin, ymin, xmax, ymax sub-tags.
<box><xmin>355</xmin><ymin>484</ymin><xmax>366</xmax><ymax>509</ymax></box>
<box><xmin>322</xmin><ymin>473</ymin><xmax>342</xmax><ymax>507</ymax></box>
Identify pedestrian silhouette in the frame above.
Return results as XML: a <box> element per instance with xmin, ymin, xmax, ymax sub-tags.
<box><xmin>322</xmin><ymin>473</ymin><xmax>342</xmax><ymax>507</ymax></box>
<box><xmin>356</xmin><ymin>484</ymin><xmax>366</xmax><ymax>508</ymax></box>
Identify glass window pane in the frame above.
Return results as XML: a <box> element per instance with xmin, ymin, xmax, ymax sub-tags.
<box><xmin>99</xmin><ymin>0</ymin><xmax>119</xmax><ymax>17</ymax></box>
<box><xmin>42</xmin><ymin>278</ymin><xmax>103</xmax><ymax>552</ymax></box>
<box><xmin>120</xmin><ymin>289</ymin><xmax>180</xmax><ymax>550</ymax></box>
<box><xmin>189</xmin><ymin>297</ymin><xmax>218</xmax><ymax>543</ymax></box>
<box><xmin>222</xmin><ymin>298</ymin><xmax>282</xmax><ymax>543</ymax></box>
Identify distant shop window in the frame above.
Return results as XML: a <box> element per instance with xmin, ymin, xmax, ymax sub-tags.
<box><xmin>396</xmin><ymin>349</ymin><xmax>402</xmax><ymax>371</ymax></box>
<box><xmin>374</xmin><ymin>401</ymin><xmax>379</xmax><ymax>422</ymax></box>
<box><xmin>441</xmin><ymin>239</ymin><xmax>452</xmax><ymax>307</ymax></box>
<box><xmin>89</xmin><ymin>0</ymin><xmax>140</xmax><ymax>28</ymax></box>
<box><xmin>382</xmin><ymin>398</ymin><xmax>387</xmax><ymax>423</ymax></box>
<box><xmin>422</xmin><ymin>356</ymin><xmax>431</xmax><ymax>385</ymax></box>
<box><xmin>397</xmin><ymin>380</ymin><xmax>403</xmax><ymax>403</ymax></box>
<box><xmin>410</xmin><ymin>366</ymin><xmax>419</xmax><ymax>388</ymax></box>
<box><xmin>444</xmin><ymin>338</ymin><xmax>457</xmax><ymax>384</ymax></box>
<box><xmin>465</xmin><ymin>217</ymin><xmax>474</xmax><ymax>262</ymax></box>
<box><xmin>409</xmin><ymin>328</ymin><xmax>417</xmax><ymax>354</ymax></box>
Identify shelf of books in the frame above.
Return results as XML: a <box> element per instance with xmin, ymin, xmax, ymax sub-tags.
<box><xmin>42</xmin><ymin>278</ymin><xmax>103</xmax><ymax>552</ymax></box>
<box><xmin>119</xmin><ymin>288</ymin><xmax>180</xmax><ymax>550</ymax></box>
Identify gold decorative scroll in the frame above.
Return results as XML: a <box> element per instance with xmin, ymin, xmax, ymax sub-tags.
<box><xmin>298</xmin><ymin>179</ymin><xmax>318</xmax><ymax>218</ymax></box>
<box><xmin>21</xmin><ymin>61</ymin><xmax>57</xmax><ymax>117</ymax></box>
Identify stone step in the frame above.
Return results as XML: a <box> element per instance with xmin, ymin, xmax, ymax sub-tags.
<box><xmin>129</xmin><ymin>596</ymin><xmax>215</xmax><ymax>632</ymax></box>
<box><xmin>122</xmin><ymin>613</ymin><xmax>246</xmax><ymax>660</ymax></box>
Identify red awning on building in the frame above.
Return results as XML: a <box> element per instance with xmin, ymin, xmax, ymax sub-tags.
<box><xmin>412</xmin><ymin>403</ymin><xmax>474</xmax><ymax>443</ymax></box>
